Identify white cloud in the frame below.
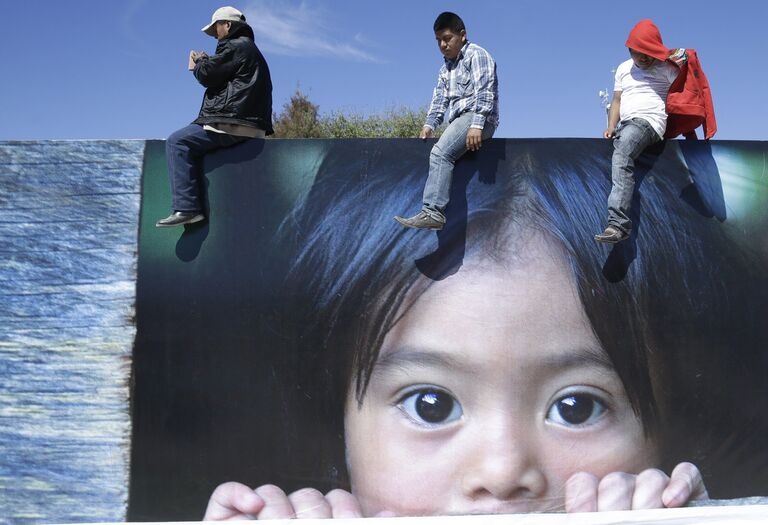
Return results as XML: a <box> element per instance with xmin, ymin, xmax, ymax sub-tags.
<box><xmin>243</xmin><ymin>0</ymin><xmax>381</xmax><ymax>62</ymax></box>
<box><xmin>119</xmin><ymin>0</ymin><xmax>152</xmax><ymax>57</ymax></box>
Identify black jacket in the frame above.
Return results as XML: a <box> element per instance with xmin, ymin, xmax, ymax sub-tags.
<box><xmin>192</xmin><ymin>23</ymin><xmax>273</xmax><ymax>135</ymax></box>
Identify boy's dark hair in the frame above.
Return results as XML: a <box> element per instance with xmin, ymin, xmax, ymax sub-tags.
<box><xmin>433</xmin><ymin>11</ymin><xmax>465</xmax><ymax>34</ymax></box>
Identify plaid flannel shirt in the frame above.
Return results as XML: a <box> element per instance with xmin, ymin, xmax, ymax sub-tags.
<box><xmin>424</xmin><ymin>42</ymin><xmax>499</xmax><ymax>131</ymax></box>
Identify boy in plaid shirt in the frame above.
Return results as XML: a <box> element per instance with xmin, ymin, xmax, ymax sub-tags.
<box><xmin>395</xmin><ymin>12</ymin><xmax>498</xmax><ymax>231</ymax></box>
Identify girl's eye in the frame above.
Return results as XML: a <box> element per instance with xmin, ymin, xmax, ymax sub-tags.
<box><xmin>398</xmin><ymin>388</ymin><xmax>463</xmax><ymax>426</ymax></box>
<box><xmin>547</xmin><ymin>393</ymin><xmax>607</xmax><ymax>427</ymax></box>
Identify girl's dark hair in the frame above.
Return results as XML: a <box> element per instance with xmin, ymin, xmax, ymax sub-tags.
<box><xmin>275</xmin><ymin>139</ymin><xmax>768</xmax><ymax>498</ymax></box>
<box><xmin>434</xmin><ymin>12</ymin><xmax>465</xmax><ymax>34</ymax></box>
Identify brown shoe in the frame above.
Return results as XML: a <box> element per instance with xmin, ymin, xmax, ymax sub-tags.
<box><xmin>594</xmin><ymin>225</ymin><xmax>629</xmax><ymax>244</ymax></box>
<box><xmin>394</xmin><ymin>210</ymin><xmax>445</xmax><ymax>230</ymax></box>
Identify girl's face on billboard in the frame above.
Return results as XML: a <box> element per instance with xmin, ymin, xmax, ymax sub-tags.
<box><xmin>344</xmin><ymin>236</ymin><xmax>659</xmax><ymax>516</ymax></box>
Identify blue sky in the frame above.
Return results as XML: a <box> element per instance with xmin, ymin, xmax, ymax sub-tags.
<box><xmin>4</xmin><ymin>0</ymin><xmax>766</xmax><ymax>140</ymax></box>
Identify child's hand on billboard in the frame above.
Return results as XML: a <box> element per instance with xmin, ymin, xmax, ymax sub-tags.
<box><xmin>203</xmin><ymin>482</ymin><xmax>364</xmax><ymax>520</ymax></box>
<box><xmin>564</xmin><ymin>462</ymin><xmax>708</xmax><ymax>512</ymax></box>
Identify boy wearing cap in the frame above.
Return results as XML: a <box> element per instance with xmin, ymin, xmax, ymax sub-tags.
<box><xmin>594</xmin><ymin>20</ymin><xmax>679</xmax><ymax>244</ymax></box>
<box><xmin>394</xmin><ymin>11</ymin><xmax>498</xmax><ymax>231</ymax></box>
<box><xmin>157</xmin><ymin>6</ymin><xmax>273</xmax><ymax>228</ymax></box>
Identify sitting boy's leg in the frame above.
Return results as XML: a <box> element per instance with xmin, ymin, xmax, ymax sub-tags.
<box><xmin>396</xmin><ymin>113</ymin><xmax>494</xmax><ymax>230</ymax></box>
<box><xmin>596</xmin><ymin>119</ymin><xmax>659</xmax><ymax>243</ymax></box>
<box><xmin>422</xmin><ymin>113</ymin><xmax>475</xmax><ymax>222</ymax></box>
<box><xmin>158</xmin><ymin>124</ymin><xmax>246</xmax><ymax>227</ymax></box>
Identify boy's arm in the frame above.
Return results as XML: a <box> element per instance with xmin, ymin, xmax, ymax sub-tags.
<box><xmin>668</xmin><ymin>48</ymin><xmax>688</xmax><ymax>67</ymax></box>
<box><xmin>604</xmin><ymin>91</ymin><xmax>621</xmax><ymax>138</ymax></box>
<box><xmin>468</xmin><ymin>48</ymin><xmax>497</xmax><ymax>130</ymax></box>
<box><xmin>188</xmin><ymin>50</ymin><xmax>208</xmax><ymax>71</ymax></box>
<box><xmin>424</xmin><ymin>70</ymin><xmax>448</xmax><ymax>132</ymax></box>
<box><xmin>192</xmin><ymin>45</ymin><xmax>238</xmax><ymax>90</ymax></box>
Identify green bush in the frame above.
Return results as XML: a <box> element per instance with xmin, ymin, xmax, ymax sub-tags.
<box><xmin>272</xmin><ymin>89</ymin><xmax>441</xmax><ymax>139</ymax></box>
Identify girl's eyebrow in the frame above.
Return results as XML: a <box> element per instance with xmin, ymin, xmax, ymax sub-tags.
<box><xmin>373</xmin><ymin>346</ymin><xmax>614</xmax><ymax>378</ymax></box>
<box><xmin>534</xmin><ymin>347</ymin><xmax>615</xmax><ymax>372</ymax></box>
<box><xmin>372</xmin><ymin>347</ymin><xmax>480</xmax><ymax>377</ymax></box>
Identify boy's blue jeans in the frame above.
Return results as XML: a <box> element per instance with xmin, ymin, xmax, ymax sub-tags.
<box><xmin>422</xmin><ymin>112</ymin><xmax>496</xmax><ymax>222</ymax></box>
<box><xmin>607</xmin><ymin>118</ymin><xmax>660</xmax><ymax>233</ymax></box>
<box><xmin>165</xmin><ymin>124</ymin><xmax>249</xmax><ymax>212</ymax></box>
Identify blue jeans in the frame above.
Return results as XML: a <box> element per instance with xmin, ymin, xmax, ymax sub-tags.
<box><xmin>422</xmin><ymin>112</ymin><xmax>496</xmax><ymax>221</ymax></box>
<box><xmin>165</xmin><ymin>124</ymin><xmax>249</xmax><ymax>212</ymax></box>
<box><xmin>607</xmin><ymin>118</ymin><xmax>660</xmax><ymax>233</ymax></box>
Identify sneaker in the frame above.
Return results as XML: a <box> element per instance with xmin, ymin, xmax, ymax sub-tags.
<box><xmin>155</xmin><ymin>211</ymin><xmax>206</xmax><ymax>228</ymax></box>
<box><xmin>394</xmin><ymin>210</ymin><xmax>445</xmax><ymax>231</ymax></box>
<box><xmin>594</xmin><ymin>225</ymin><xmax>629</xmax><ymax>244</ymax></box>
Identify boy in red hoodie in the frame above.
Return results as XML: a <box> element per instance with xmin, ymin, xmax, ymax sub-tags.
<box><xmin>595</xmin><ymin>20</ymin><xmax>679</xmax><ymax>244</ymax></box>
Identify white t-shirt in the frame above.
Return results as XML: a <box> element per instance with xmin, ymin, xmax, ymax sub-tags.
<box><xmin>203</xmin><ymin>123</ymin><xmax>266</xmax><ymax>138</ymax></box>
<box><xmin>614</xmin><ymin>58</ymin><xmax>679</xmax><ymax>138</ymax></box>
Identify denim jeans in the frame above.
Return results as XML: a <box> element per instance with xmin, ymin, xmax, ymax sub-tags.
<box><xmin>607</xmin><ymin>118</ymin><xmax>660</xmax><ymax>233</ymax></box>
<box><xmin>422</xmin><ymin>112</ymin><xmax>496</xmax><ymax>221</ymax></box>
<box><xmin>165</xmin><ymin>124</ymin><xmax>250</xmax><ymax>212</ymax></box>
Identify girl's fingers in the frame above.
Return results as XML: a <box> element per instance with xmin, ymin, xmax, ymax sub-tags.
<box><xmin>203</xmin><ymin>464</ymin><xmax>707</xmax><ymax>520</ymax></box>
<box><xmin>288</xmin><ymin>488</ymin><xmax>332</xmax><ymax>519</ymax></box>
<box><xmin>254</xmin><ymin>484</ymin><xmax>297</xmax><ymax>519</ymax></box>
<box><xmin>567</xmin><ymin>463</ymin><xmax>709</xmax><ymax>514</ymax></box>
<box><xmin>662</xmin><ymin>462</ymin><xmax>709</xmax><ymax>508</ymax></box>
<box><xmin>325</xmin><ymin>489</ymin><xmax>364</xmax><ymax>518</ymax></box>
<box><xmin>630</xmin><ymin>468</ymin><xmax>669</xmax><ymax>510</ymax></box>
<box><xmin>203</xmin><ymin>482</ymin><xmax>264</xmax><ymax>521</ymax></box>
<box><xmin>596</xmin><ymin>472</ymin><xmax>635</xmax><ymax>511</ymax></box>
<box><xmin>565</xmin><ymin>471</ymin><xmax>599</xmax><ymax>512</ymax></box>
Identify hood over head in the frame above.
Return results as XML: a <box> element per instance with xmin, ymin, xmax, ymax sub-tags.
<box><xmin>625</xmin><ymin>19</ymin><xmax>669</xmax><ymax>61</ymax></box>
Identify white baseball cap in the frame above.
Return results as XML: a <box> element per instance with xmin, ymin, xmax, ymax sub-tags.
<box><xmin>202</xmin><ymin>6</ymin><xmax>246</xmax><ymax>36</ymax></box>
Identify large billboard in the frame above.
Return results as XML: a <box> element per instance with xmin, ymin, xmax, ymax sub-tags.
<box><xmin>129</xmin><ymin>138</ymin><xmax>768</xmax><ymax>520</ymax></box>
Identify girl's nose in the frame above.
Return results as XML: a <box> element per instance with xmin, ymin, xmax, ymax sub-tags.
<box><xmin>460</xmin><ymin>423</ymin><xmax>547</xmax><ymax>503</ymax></box>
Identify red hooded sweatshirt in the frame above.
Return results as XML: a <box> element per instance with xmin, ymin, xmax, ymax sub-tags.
<box><xmin>625</xmin><ymin>19</ymin><xmax>717</xmax><ymax>139</ymax></box>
